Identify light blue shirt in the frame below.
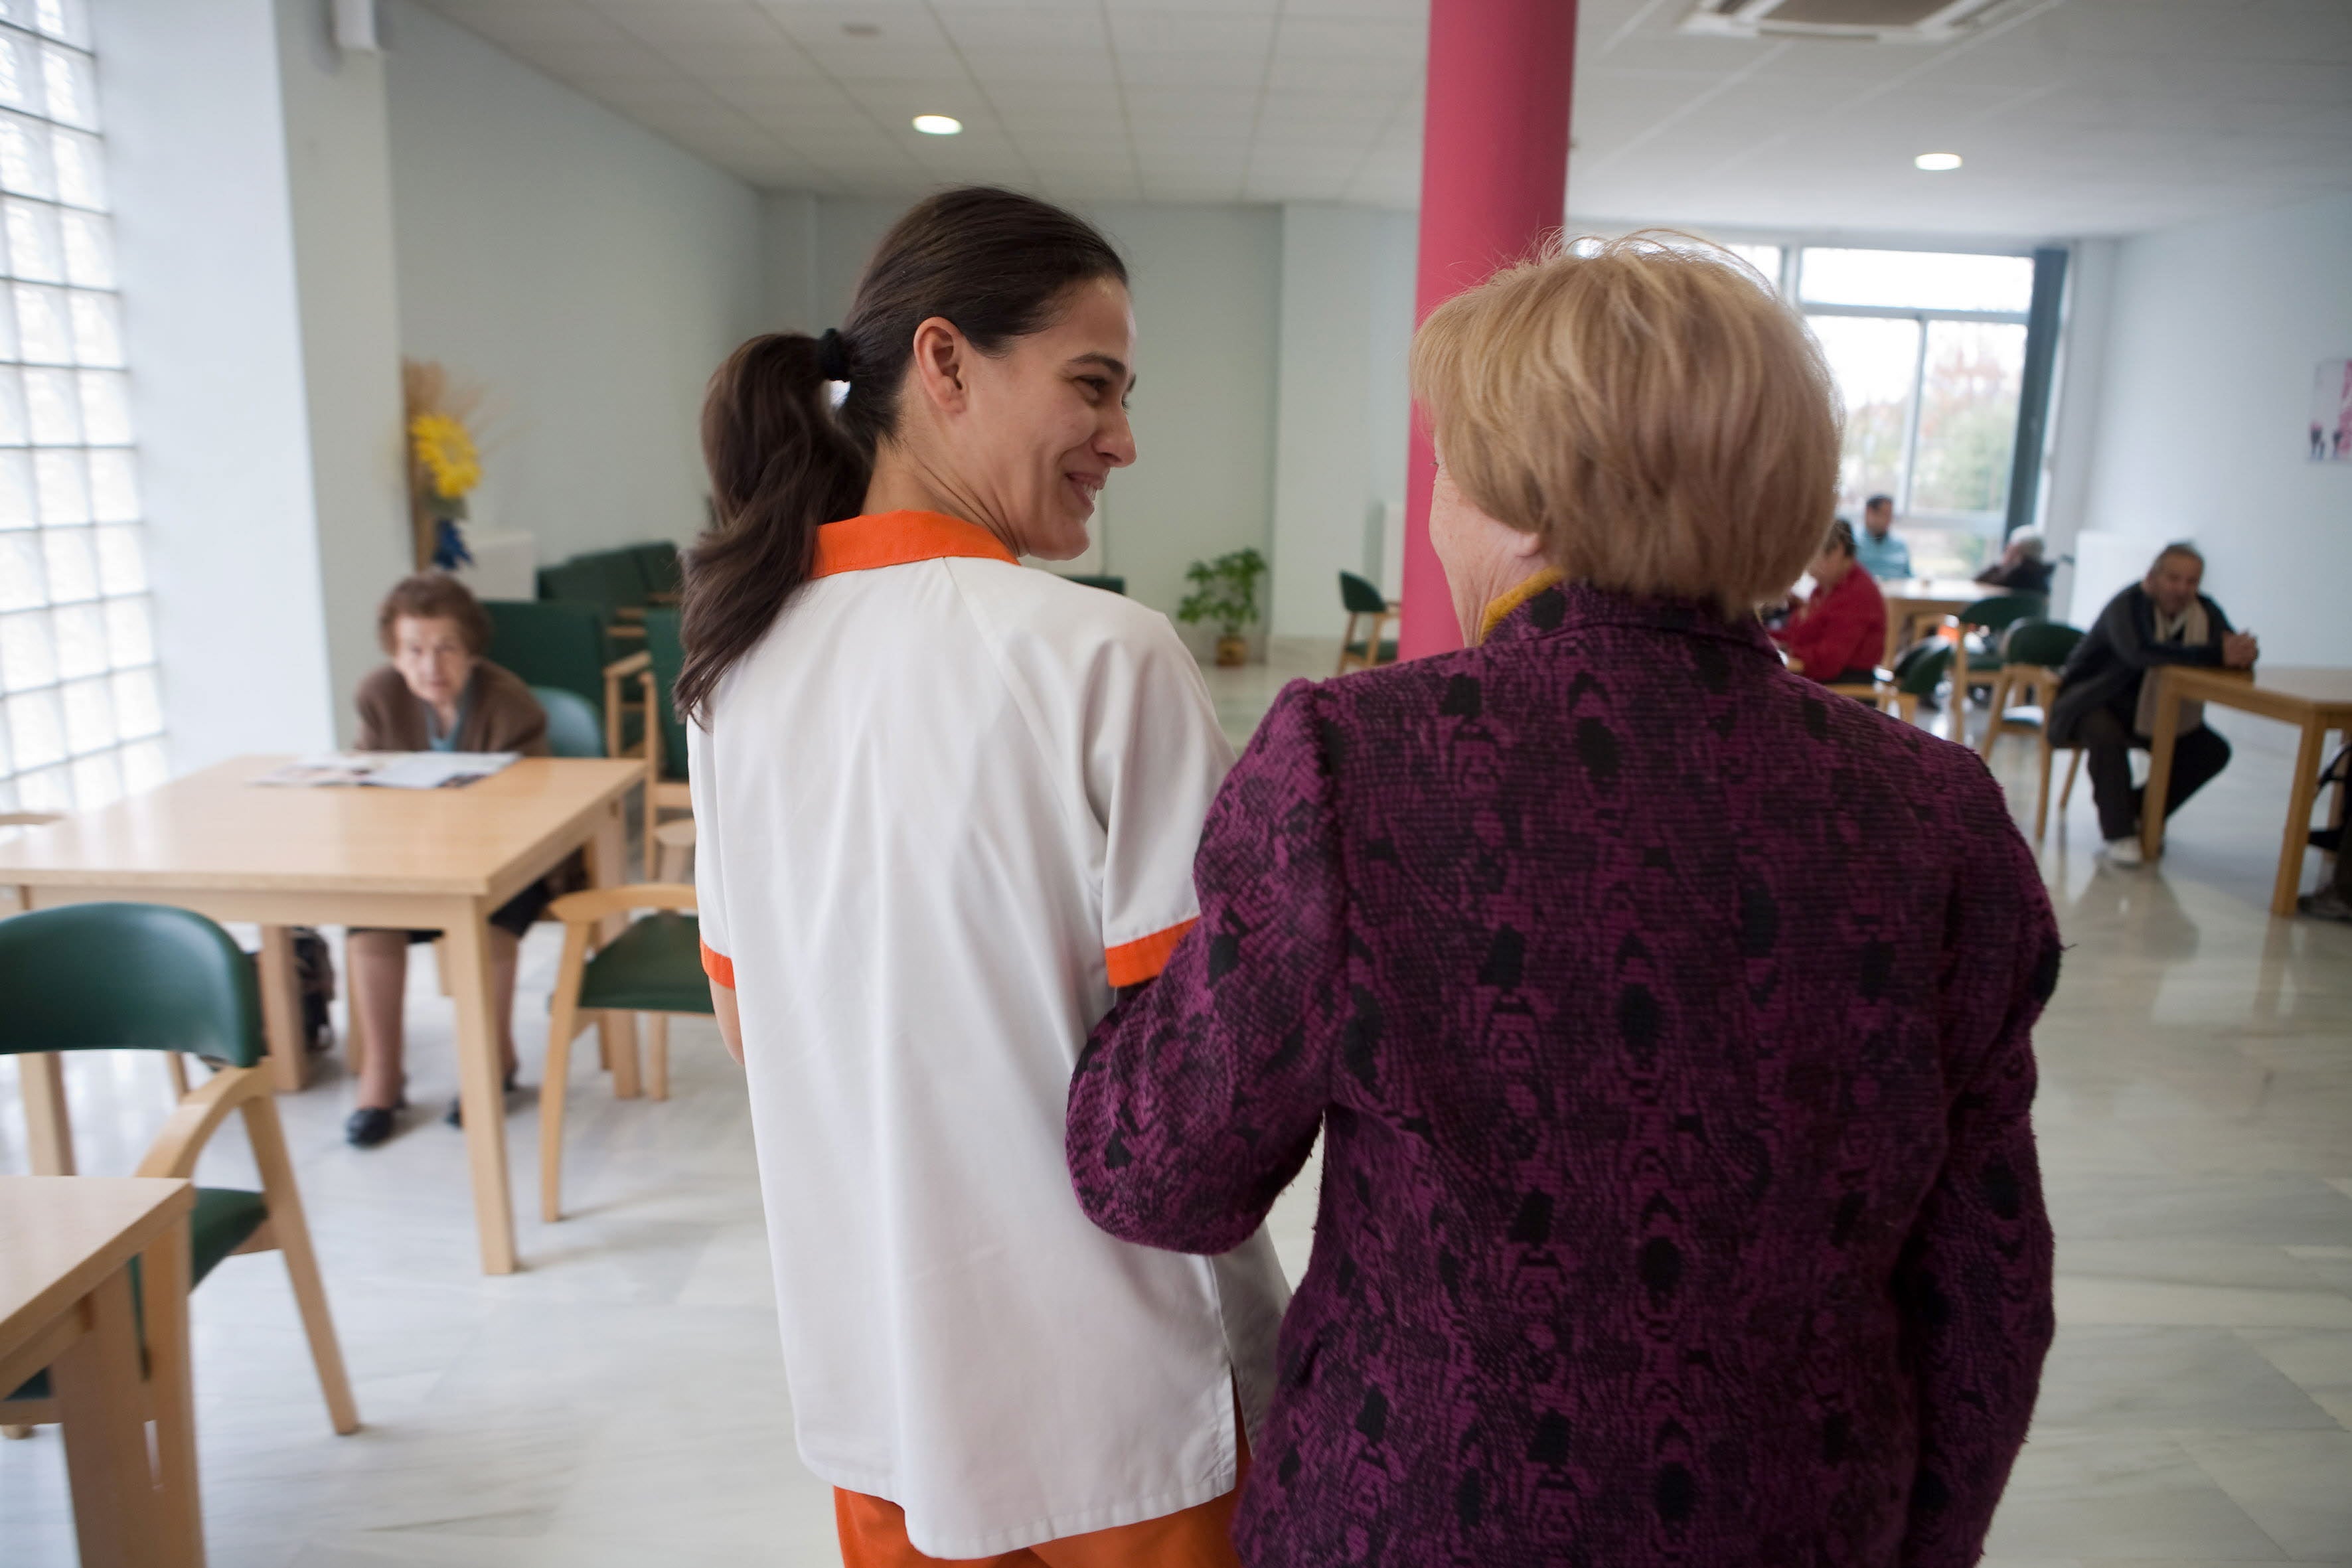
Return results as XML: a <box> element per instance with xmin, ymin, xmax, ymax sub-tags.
<box><xmin>1853</xmin><ymin>526</ymin><xmax>1912</xmax><ymax>582</ymax></box>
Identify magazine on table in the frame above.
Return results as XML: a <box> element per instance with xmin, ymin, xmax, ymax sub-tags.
<box><xmin>252</xmin><ymin>752</ymin><xmax>520</xmax><ymax>790</ymax></box>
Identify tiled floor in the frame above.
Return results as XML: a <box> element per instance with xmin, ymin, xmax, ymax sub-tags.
<box><xmin>3</xmin><ymin>643</ymin><xmax>2349</xmax><ymax>1566</ymax></box>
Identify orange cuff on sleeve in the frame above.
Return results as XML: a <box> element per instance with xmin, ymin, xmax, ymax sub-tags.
<box><xmin>700</xmin><ymin>939</ymin><xmax>736</xmax><ymax>989</ymax></box>
<box><xmin>1105</xmin><ymin>918</ymin><xmax>1198</xmax><ymax>989</ymax></box>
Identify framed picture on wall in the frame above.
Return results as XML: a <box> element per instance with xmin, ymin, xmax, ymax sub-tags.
<box><xmin>2313</xmin><ymin>358</ymin><xmax>2351</xmax><ymax>462</ymax></box>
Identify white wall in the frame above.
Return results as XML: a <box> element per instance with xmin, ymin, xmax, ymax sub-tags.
<box><xmin>382</xmin><ymin>0</ymin><xmax>766</xmax><ymax>566</ymax></box>
<box><xmin>1269</xmin><ymin>204</ymin><xmax>1415</xmax><ymax>639</ymax></box>
<box><xmin>277</xmin><ymin>0</ymin><xmax>413</xmax><ymax>737</ymax></box>
<box><xmin>2075</xmin><ymin>192</ymin><xmax>2352</xmax><ymax>667</ymax></box>
<box><xmin>98</xmin><ymin>0</ymin><xmax>351</xmax><ymax>766</ymax></box>
<box><xmin>763</xmin><ymin>193</ymin><xmax>1283</xmax><ymax>629</ymax></box>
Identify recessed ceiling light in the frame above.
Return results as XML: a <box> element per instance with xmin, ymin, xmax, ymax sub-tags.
<box><xmin>842</xmin><ymin>22</ymin><xmax>880</xmax><ymax>37</ymax></box>
<box><xmin>913</xmin><ymin>114</ymin><xmax>963</xmax><ymax>136</ymax></box>
<box><xmin>1914</xmin><ymin>151</ymin><xmax>1962</xmax><ymax>171</ymax></box>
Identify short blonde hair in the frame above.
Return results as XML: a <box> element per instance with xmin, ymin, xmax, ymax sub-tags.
<box><xmin>1411</xmin><ymin>232</ymin><xmax>1840</xmax><ymax>614</ymax></box>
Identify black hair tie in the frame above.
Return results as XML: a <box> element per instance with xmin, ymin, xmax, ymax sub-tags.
<box><xmin>816</xmin><ymin>327</ymin><xmax>851</xmax><ymax>383</ymax></box>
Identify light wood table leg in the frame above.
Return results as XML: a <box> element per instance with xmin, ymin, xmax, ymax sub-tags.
<box><xmin>441</xmin><ymin>902</ymin><xmax>519</xmax><ymax>1275</ymax></box>
<box><xmin>53</xmin><ymin>1266</ymin><xmax>162</xmax><ymax>1567</ymax></box>
<box><xmin>2273</xmin><ymin>720</ymin><xmax>2326</xmax><ymax>917</ymax></box>
<box><xmin>21</xmin><ymin>1051</ymin><xmax>74</xmax><ymax>1176</ymax></box>
<box><xmin>2142</xmin><ymin>672</ymin><xmax>2182</xmax><ymax>861</ymax></box>
<box><xmin>256</xmin><ymin>925</ymin><xmax>307</xmax><ymax>1093</ymax></box>
<box><xmin>583</xmin><ymin>803</ymin><xmax>641</xmax><ymax>1100</ymax></box>
<box><xmin>140</xmin><ymin>1215</ymin><xmax>206</xmax><ymax>1566</ymax></box>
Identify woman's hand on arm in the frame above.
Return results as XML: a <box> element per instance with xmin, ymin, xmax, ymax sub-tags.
<box><xmin>710</xmin><ymin>980</ymin><xmax>743</xmax><ymax>1064</ymax></box>
<box><xmin>1066</xmin><ymin>681</ymin><xmax>1347</xmax><ymax>1255</ymax></box>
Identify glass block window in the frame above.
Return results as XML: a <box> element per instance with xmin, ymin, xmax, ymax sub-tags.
<box><xmin>0</xmin><ymin>0</ymin><xmax>161</xmax><ymax>814</ymax></box>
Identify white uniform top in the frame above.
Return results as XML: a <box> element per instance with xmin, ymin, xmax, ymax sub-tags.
<box><xmin>690</xmin><ymin>510</ymin><xmax>1290</xmax><ymax>1558</ymax></box>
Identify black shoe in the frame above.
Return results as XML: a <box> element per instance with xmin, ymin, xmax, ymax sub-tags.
<box><xmin>345</xmin><ymin>1107</ymin><xmax>397</xmax><ymax>1148</ymax></box>
<box><xmin>445</xmin><ymin>1073</ymin><xmax>520</xmax><ymax>1128</ymax></box>
<box><xmin>2300</xmin><ymin>887</ymin><xmax>2352</xmax><ymax>924</ymax></box>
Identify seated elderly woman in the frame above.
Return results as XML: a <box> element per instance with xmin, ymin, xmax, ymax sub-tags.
<box><xmin>345</xmin><ymin>574</ymin><xmax>549</xmax><ymax>1148</ymax></box>
<box><xmin>1774</xmin><ymin>516</ymin><xmax>1889</xmax><ymax>685</ymax></box>
<box><xmin>1067</xmin><ymin>236</ymin><xmax>2062</xmax><ymax>1566</ymax></box>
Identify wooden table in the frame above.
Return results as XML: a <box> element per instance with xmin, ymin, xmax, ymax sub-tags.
<box><xmin>2143</xmin><ymin>665</ymin><xmax>2352</xmax><ymax>915</ymax></box>
<box><xmin>0</xmin><ymin>757</ymin><xmax>647</xmax><ymax>1274</ymax></box>
<box><xmin>0</xmin><ymin>1177</ymin><xmax>200</xmax><ymax>1566</ymax></box>
<box><xmin>1878</xmin><ymin>577</ymin><xmax>1989</xmax><ymax>665</ymax></box>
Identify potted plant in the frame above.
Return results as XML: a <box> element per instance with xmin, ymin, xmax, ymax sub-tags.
<box><xmin>1176</xmin><ymin>548</ymin><xmax>1267</xmax><ymax>668</ymax></box>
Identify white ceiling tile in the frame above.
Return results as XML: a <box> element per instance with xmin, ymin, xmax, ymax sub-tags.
<box><xmin>955</xmin><ymin>46</ymin><xmax>1121</xmax><ymax>84</ymax></box>
<box><xmin>1280</xmin><ymin>0</ymin><xmax>1423</xmax><ymax>17</ymax></box>
<box><xmin>1116</xmin><ymin>50</ymin><xmax>1270</xmax><ymax>88</ymax></box>
<box><xmin>755</xmin><ymin>3</ymin><xmax>949</xmax><ymax>46</ymax></box>
<box><xmin>1268</xmin><ymin>17</ymin><xmax>1422</xmax><ymax>60</ymax></box>
<box><xmin>653</xmin><ymin>43</ymin><xmax>825</xmax><ymax>80</ymax></box>
<box><xmin>597</xmin><ymin>1</ymin><xmax>785</xmax><ymax>47</ymax></box>
<box><xmin>439</xmin><ymin>1</ymin><xmax>631</xmax><ymax>46</ymax></box>
<box><xmin>1107</xmin><ymin>11</ymin><xmax>1274</xmax><ymax>53</ymax></box>
<box><xmin>1099</xmin><ymin>0</ymin><xmax>1278</xmax><ymax>15</ymax></box>
<box><xmin>1265</xmin><ymin>55</ymin><xmax>1417</xmax><ymax>94</ymax></box>
<box><xmin>936</xmin><ymin>9</ymin><xmax>1109</xmax><ymax>50</ymax></box>
<box><xmin>499</xmin><ymin>38</ymin><xmax>682</xmax><ymax>79</ymax></box>
<box><xmin>1125</xmin><ymin>85</ymin><xmax>1260</xmax><ymax>120</ymax></box>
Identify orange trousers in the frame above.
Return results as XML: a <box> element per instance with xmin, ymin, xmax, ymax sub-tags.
<box><xmin>835</xmin><ymin>1419</ymin><xmax>1250</xmax><ymax>1568</ymax></box>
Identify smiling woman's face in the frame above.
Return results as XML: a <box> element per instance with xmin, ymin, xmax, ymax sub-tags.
<box><xmin>942</xmin><ymin>276</ymin><xmax>1138</xmax><ymax>560</ymax></box>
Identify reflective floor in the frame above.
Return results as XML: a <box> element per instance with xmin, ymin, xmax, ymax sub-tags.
<box><xmin>2</xmin><ymin>651</ymin><xmax>2347</xmax><ymax>1566</ymax></box>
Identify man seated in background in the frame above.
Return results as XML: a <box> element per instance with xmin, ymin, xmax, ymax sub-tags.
<box><xmin>1852</xmin><ymin>494</ymin><xmax>1911</xmax><ymax>580</ymax></box>
<box><xmin>1976</xmin><ymin>531</ymin><xmax>2054</xmax><ymax>595</ymax></box>
<box><xmin>1774</xmin><ymin>519</ymin><xmax>1887</xmax><ymax>687</ymax></box>
<box><xmin>2050</xmin><ymin>542</ymin><xmax>2257</xmax><ymax>866</ymax></box>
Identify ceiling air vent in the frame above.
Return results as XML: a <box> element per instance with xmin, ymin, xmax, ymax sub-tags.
<box><xmin>1681</xmin><ymin>0</ymin><xmax>2007</xmax><ymax>42</ymax></box>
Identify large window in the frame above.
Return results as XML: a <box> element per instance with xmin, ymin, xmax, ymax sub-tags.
<box><xmin>1797</xmin><ymin>248</ymin><xmax>2033</xmax><ymax>576</ymax></box>
<box><xmin>0</xmin><ymin>0</ymin><xmax>160</xmax><ymax>815</ymax></box>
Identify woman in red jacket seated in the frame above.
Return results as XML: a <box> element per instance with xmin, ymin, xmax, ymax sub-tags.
<box><xmin>1774</xmin><ymin>517</ymin><xmax>1887</xmax><ymax>684</ymax></box>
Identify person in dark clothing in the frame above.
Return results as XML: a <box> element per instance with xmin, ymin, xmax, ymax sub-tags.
<box><xmin>2050</xmin><ymin>542</ymin><xmax>2258</xmax><ymax>862</ymax></box>
<box><xmin>1976</xmin><ymin>532</ymin><xmax>2054</xmax><ymax>595</ymax></box>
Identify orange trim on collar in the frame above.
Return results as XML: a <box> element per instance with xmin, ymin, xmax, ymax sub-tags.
<box><xmin>1477</xmin><ymin>568</ymin><xmax>1567</xmax><ymax>643</ymax></box>
<box><xmin>700</xmin><ymin>939</ymin><xmax>736</xmax><ymax>990</ymax></box>
<box><xmin>1105</xmin><ymin>918</ymin><xmax>1198</xmax><ymax>988</ymax></box>
<box><xmin>812</xmin><ymin>510</ymin><xmax>1018</xmax><ymax>579</ymax></box>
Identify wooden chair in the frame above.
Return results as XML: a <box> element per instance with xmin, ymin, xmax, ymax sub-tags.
<box><xmin>1979</xmin><ymin>619</ymin><xmax>2087</xmax><ymax>838</ymax></box>
<box><xmin>0</xmin><ymin>903</ymin><xmax>358</xmax><ymax>1457</ymax></box>
<box><xmin>537</xmin><ymin>884</ymin><xmax>714</xmax><ymax>1221</ymax></box>
<box><xmin>1335</xmin><ymin>572</ymin><xmax>1399</xmax><ymax>675</ymax></box>
<box><xmin>640</xmin><ymin>607</ymin><xmax>692</xmax><ymax>823</ymax></box>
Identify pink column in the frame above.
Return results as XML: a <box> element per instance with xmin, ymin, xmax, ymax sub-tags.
<box><xmin>1399</xmin><ymin>0</ymin><xmax>1579</xmax><ymax>660</ymax></box>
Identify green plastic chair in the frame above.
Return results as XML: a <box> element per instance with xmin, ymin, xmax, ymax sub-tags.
<box><xmin>538</xmin><ymin>552</ymin><xmax>653</xmax><ymax>644</ymax></box>
<box><xmin>487</xmin><ymin>599</ymin><xmax>646</xmax><ymax>759</ymax></box>
<box><xmin>641</xmin><ymin>607</ymin><xmax>690</xmax><ymax>819</ymax></box>
<box><xmin>1059</xmin><ymin>574</ymin><xmax>1127</xmax><ymax>595</ymax></box>
<box><xmin>1882</xmin><ymin>641</ymin><xmax>1954</xmax><ymax>728</ymax></box>
<box><xmin>1981</xmin><ymin>619</ymin><xmax>2088</xmax><ymax>838</ymax></box>
<box><xmin>0</xmin><ymin>903</ymin><xmax>358</xmax><ymax>1437</ymax></box>
<box><xmin>532</xmin><ymin>686</ymin><xmax>606</xmax><ymax>759</ymax></box>
<box><xmin>536</xmin><ymin>884</ymin><xmax>712</xmax><ymax>1220</ymax></box>
<box><xmin>1953</xmin><ymin>593</ymin><xmax>2049</xmax><ymax>681</ymax></box>
<box><xmin>1337</xmin><ymin>572</ymin><xmax>1398</xmax><ymax>673</ymax></box>
<box><xmin>629</xmin><ymin>540</ymin><xmax>683</xmax><ymax>601</ymax></box>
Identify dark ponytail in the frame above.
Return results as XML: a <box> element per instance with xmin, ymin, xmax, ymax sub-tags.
<box><xmin>677</xmin><ymin>187</ymin><xmax>1129</xmax><ymax>721</ymax></box>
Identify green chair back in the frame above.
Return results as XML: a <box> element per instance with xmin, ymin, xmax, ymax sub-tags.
<box><xmin>0</xmin><ymin>903</ymin><xmax>263</xmax><ymax>1067</ymax></box>
<box><xmin>1060</xmin><ymin>574</ymin><xmax>1127</xmax><ymax>595</ymax></box>
<box><xmin>643</xmin><ymin>607</ymin><xmax>689</xmax><ymax>783</ymax></box>
<box><xmin>1956</xmin><ymin>593</ymin><xmax>2047</xmax><ymax>635</ymax></box>
<box><xmin>1339</xmin><ymin>572</ymin><xmax>1387</xmax><ymax>615</ymax></box>
<box><xmin>532</xmin><ymin>686</ymin><xmax>606</xmax><ymax>759</ymax></box>
<box><xmin>629</xmin><ymin>541</ymin><xmax>682</xmax><ymax>599</ymax></box>
<box><xmin>486</xmin><ymin>599</ymin><xmax>611</xmax><ymax>712</ymax></box>
<box><xmin>1889</xmin><ymin>641</ymin><xmax>1954</xmax><ymax>698</ymax></box>
<box><xmin>1999</xmin><ymin>618</ymin><xmax>2083</xmax><ymax>670</ymax></box>
<box><xmin>538</xmin><ymin>552</ymin><xmax>648</xmax><ymax>619</ymax></box>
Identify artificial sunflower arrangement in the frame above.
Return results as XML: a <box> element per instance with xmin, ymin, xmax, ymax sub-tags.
<box><xmin>402</xmin><ymin>358</ymin><xmax>489</xmax><ymax>571</ymax></box>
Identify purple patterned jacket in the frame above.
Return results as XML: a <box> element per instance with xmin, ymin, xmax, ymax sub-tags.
<box><xmin>1067</xmin><ymin>584</ymin><xmax>2059</xmax><ymax>1568</ymax></box>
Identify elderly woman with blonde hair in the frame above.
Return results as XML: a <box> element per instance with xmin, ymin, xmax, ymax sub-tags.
<box><xmin>1067</xmin><ymin>236</ymin><xmax>2061</xmax><ymax>1566</ymax></box>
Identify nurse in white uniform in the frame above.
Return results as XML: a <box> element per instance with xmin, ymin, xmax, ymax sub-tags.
<box><xmin>678</xmin><ymin>187</ymin><xmax>1289</xmax><ymax>1567</ymax></box>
